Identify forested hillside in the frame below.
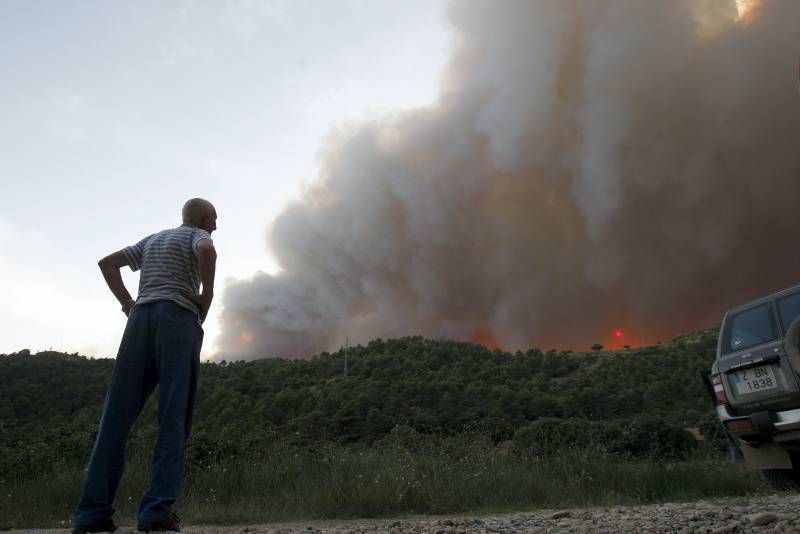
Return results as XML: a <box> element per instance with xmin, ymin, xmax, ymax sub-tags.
<box><xmin>0</xmin><ymin>329</ymin><xmax>719</xmax><ymax>480</ymax></box>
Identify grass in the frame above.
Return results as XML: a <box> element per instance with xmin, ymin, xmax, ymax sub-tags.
<box><xmin>0</xmin><ymin>438</ymin><xmax>768</xmax><ymax>529</ymax></box>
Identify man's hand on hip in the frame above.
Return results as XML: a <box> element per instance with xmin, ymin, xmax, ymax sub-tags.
<box><xmin>186</xmin><ymin>292</ymin><xmax>212</xmax><ymax>322</ymax></box>
<box><xmin>122</xmin><ymin>299</ymin><xmax>136</xmax><ymax>317</ymax></box>
<box><xmin>98</xmin><ymin>250</ymin><xmax>136</xmax><ymax>318</ymax></box>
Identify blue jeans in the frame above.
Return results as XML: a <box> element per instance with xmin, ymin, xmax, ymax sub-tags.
<box><xmin>74</xmin><ymin>300</ymin><xmax>203</xmax><ymax>526</ymax></box>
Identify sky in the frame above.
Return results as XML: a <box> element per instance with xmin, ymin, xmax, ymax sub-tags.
<box><xmin>0</xmin><ymin>0</ymin><xmax>451</xmax><ymax>360</ymax></box>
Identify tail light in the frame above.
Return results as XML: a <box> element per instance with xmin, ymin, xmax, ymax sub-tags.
<box><xmin>712</xmin><ymin>374</ymin><xmax>729</xmax><ymax>405</ymax></box>
<box><xmin>725</xmin><ymin>418</ymin><xmax>754</xmax><ymax>432</ymax></box>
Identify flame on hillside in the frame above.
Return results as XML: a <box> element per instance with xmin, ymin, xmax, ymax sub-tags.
<box><xmin>472</xmin><ymin>331</ymin><xmax>499</xmax><ymax>350</ymax></box>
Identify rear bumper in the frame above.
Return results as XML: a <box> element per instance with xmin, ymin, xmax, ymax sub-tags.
<box><xmin>717</xmin><ymin>405</ymin><xmax>800</xmax><ymax>444</ymax></box>
<box><xmin>774</xmin><ymin>408</ymin><xmax>800</xmax><ymax>432</ymax></box>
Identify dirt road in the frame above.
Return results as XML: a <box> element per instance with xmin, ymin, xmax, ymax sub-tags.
<box><xmin>14</xmin><ymin>494</ymin><xmax>800</xmax><ymax>533</ymax></box>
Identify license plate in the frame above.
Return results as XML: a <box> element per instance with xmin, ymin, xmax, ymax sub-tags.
<box><xmin>733</xmin><ymin>364</ymin><xmax>778</xmax><ymax>395</ymax></box>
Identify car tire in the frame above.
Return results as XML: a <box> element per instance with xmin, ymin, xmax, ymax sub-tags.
<box><xmin>762</xmin><ymin>468</ymin><xmax>799</xmax><ymax>491</ymax></box>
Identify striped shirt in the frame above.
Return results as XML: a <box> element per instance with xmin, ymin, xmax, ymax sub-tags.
<box><xmin>123</xmin><ymin>224</ymin><xmax>212</xmax><ymax>320</ymax></box>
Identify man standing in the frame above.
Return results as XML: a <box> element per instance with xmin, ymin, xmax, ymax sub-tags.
<box><xmin>72</xmin><ymin>198</ymin><xmax>218</xmax><ymax>533</ymax></box>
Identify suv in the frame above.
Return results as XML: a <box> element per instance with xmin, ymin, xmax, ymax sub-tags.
<box><xmin>710</xmin><ymin>284</ymin><xmax>800</xmax><ymax>488</ymax></box>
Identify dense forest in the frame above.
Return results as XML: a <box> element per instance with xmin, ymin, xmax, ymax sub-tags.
<box><xmin>0</xmin><ymin>329</ymin><xmax>720</xmax><ymax>480</ymax></box>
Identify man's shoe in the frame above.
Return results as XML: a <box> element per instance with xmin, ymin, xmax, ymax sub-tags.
<box><xmin>137</xmin><ymin>512</ymin><xmax>181</xmax><ymax>532</ymax></box>
<box><xmin>71</xmin><ymin>519</ymin><xmax>117</xmax><ymax>533</ymax></box>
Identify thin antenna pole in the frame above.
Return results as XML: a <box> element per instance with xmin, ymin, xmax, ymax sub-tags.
<box><xmin>344</xmin><ymin>337</ymin><xmax>349</xmax><ymax>377</ymax></box>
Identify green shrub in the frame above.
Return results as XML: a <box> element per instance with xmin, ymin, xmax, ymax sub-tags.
<box><xmin>696</xmin><ymin>412</ymin><xmax>731</xmax><ymax>454</ymax></box>
<box><xmin>513</xmin><ymin>417</ymin><xmax>696</xmax><ymax>460</ymax></box>
<box><xmin>610</xmin><ymin>416</ymin><xmax>697</xmax><ymax>460</ymax></box>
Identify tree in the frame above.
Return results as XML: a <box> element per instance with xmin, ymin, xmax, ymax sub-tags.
<box><xmin>591</xmin><ymin>343</ymin><xmax>604</xmax><ymax>351</ymax></box>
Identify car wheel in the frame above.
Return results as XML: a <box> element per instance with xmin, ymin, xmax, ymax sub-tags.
<box><xmin>762</xmin><ymin>469</ymin><xmax>798</xmax><ymax>491</ymax></box>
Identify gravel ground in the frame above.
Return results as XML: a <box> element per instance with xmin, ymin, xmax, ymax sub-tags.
<box><xmin>14</xmin><ymin>494</ymin><xmax>800</xmax><ymax>533</ymax></box>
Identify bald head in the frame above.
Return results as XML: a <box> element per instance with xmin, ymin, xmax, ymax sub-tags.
<box><xmin>182</xmin><ymin>198</ymin><xmax>217</xmax><ymax>233</ymax></box>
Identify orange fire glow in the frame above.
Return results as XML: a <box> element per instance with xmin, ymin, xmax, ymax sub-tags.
<box><xmin>593</xmin><ymin>326</ymin><xmax>647</xmax><ymax>351</ymax></box>
<box><xmin>694</xmin><ymin>0</ymin><xmax>763</xmax><ymax>40</ymax></box>
<box><xmin>735</xmin><ymin>0</ymin><xmax>761</xmax><ymax>24</ymax></box>
<box><xmin>240</xmin><ymin>331</ymin><xmax>254</xmax><ymax>344</ymax></box>
<box><xmin>472</xmin><ymin>331</ymin><xmax>499</xmax><ymax>350</ymax></box>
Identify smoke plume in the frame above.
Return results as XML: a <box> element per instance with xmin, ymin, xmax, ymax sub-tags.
<box><xmin>217</xmin><ymin>0</ymin><xmax>800</xmax><ymax>360</ymax></box>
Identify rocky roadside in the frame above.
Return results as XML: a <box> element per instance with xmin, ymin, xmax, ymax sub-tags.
<box><xmin>16</xmin><ymin>494</ymin><xmax>800</xmax><ymax>533</ymax></box>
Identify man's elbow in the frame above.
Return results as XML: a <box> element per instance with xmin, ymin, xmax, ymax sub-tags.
<box><xmin>99</xmin><ymin>251</ymin><xmax>130</xmax><ymax>270</ymax></box>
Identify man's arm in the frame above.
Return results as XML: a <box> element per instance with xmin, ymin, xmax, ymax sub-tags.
<box><xmin>98</xmin><ymin>250</ymin><xmax>136</xmax><ymax>316</ymax></box>
<box><xmin>188</xmin><ymin>239</ymin><xmax>217</xmax><ymax>322</ymax></box>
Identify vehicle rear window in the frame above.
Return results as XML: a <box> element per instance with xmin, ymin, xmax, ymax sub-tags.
<box><xmin>777</xmin><ymin>292</ymin><xmax>800</xmax><ymax>332</ymax></box>
<box><xmin>722</xmin><ymin>302</ymin><xmax>778</xmax><ymax>354</ymax></box>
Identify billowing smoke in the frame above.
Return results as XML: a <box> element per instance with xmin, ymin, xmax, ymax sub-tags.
<box><xmin>217</xmin><ymin>0</ymin><xmax>800</xmax><ymax>360</ymax></box>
